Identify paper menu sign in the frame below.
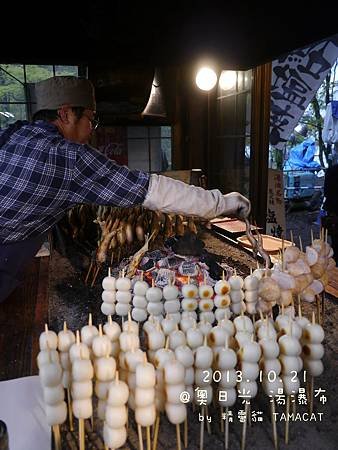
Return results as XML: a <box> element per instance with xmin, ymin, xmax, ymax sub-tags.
<box><xmin>0</xmin><ymin>376</ymin><xmax>50</xmax><ymax>450</ymax></box>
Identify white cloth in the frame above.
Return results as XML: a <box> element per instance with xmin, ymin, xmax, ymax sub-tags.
<box><xmin>142</xmin><ymin>174</ymin><xmax>251</xmax><ymax>219</ymax></box>
<box><xmin>322</xmin><ymin>102</ymin><xmax>338</xmax><ymax>144</ymax></box>
<box><xmin>0</xmin><ymin>376</ymin><xmax>50</xmax><ymax>450</ymax></box>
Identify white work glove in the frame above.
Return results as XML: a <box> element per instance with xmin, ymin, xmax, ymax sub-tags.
<box><xmin>142</xmin><ymin>174</ymin><xmax>251</xmax><ymax>220</ymax></box>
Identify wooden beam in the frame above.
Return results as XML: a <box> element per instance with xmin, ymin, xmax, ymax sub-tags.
<box><xmin>249</xmin><ymin>62</ymin><xmax>272</xmax><ymax>231</ymax></box>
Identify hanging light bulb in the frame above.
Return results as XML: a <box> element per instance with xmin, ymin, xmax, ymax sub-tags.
<box><xmin>195</xmin><ymin>67</ymin><xmax>218</xmax><ymax>91</ymax></box>
<box><xmin>219</xmin><ymin>70</ymin><xmax>237</xmax><ymax>90</ymax></box>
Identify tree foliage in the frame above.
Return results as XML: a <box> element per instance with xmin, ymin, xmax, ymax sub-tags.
<box><xmin>297</xmin><ymin>61</ymin><xmax>338</xmax><ymax>167</ymax></box>
<box><xmin>0</xmin><ymin>64</ymin><xmax>78</xmax><ymax>128</ymax></box>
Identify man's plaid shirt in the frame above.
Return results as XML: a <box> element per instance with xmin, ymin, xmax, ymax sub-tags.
<box><xmin>0</xmin><ymin>120</ymin><xmax>150</xmax><ymax>243</ymax></box>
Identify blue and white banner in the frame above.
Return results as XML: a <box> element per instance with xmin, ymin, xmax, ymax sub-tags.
<box><xmin>270</xmin><ymin>34</ymin><xmax>338</xmax><ymax>150</ymax></box>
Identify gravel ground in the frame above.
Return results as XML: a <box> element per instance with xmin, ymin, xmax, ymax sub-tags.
<box><xmin>48</xmin><ymin>215</ymin><xmax>337</xmax><ymax>450</ymax></box>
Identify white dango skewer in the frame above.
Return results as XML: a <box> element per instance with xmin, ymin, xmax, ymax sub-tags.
<box><xmin>81</xmin><ymin>313</ymin><xmax>99</xmax><ymax>349</ymax></box>
<box><xmin>102</xmin><ymin>267</ymin><xmax>116</xmax><ymax>291</ymax></box>
<box><xmin>198</xmin><ymin>320</ymin><xmax>213</xmax><ymax>337</ymax></box>
<box><xmin>104</xmin><ymin>371</ymin><xmax>129</xmax><ymax>450</ymax></box>
<box><xmin>256</xmin><ymin>316</ymin><xmax>277</xmax><ymax>341</ymax></box>
<box><xmin>199</xmin><ymin>310</ymin><xmax>215</xmax><ymax>324</ymax></box>
<box><xmin>180</xmin><ymin>313</ymin><xmax>196</xmax><ymax>334</ymax></box>
<box><xmin>278</xmin><ymin>318</ymin><xmax>302</xmax><ymax>444</ymax></box>
<box><xmin>181</xmin><ymin>276</ymin><xmax>198</xmax><ymax>317</ymax></box>
<box><xmin>161</xmin><ymin>313</ymin><xmax>177</xmax><ymax>336</ymax></box>
<box><xmin>234</xmin><ymin>310</ymin><xmax>254</xmax><ymax>349</ymax></box>
<box><xmin>182</xmin><ymin>278</ymin><xmax>199</xmax><ymax>299</ymax></box>
<box><xmin>182</xmin><ymin>311</ymin><xmax>197</xmax><ymax>322</ymax></box>
<box><xmin>92</xmin><ymin>324</ymin><xmax>113</xmax><ymax>358</ymax></box>
<box><xmin>229</xmin><ymin>269</ymin><xmax>245</xmax><ymax>315</ymax></box>
<box><xmin>218</xmin><ymin>317</ymin><xmax>235</xmax><ymax>337</ymax></box>
<box><xmin>146</xmin><ymin>322</ymin><xmax>165</xmax><ymax>363</ymax></box>
<box><xmin>69</xmin><ymin>328</ymin><xmax>96</xmax><ymax>432</ymax></box>
<box><xmin>163</xmin><ymin>277</ymin><xmax>181</xmax><ymax>316</ymax></box>
<box><xmin>295</xmin><ymin>300</ymin><xmax>310</xmax><ymax>330</ymax></box>
<box><xmin>302</xmin><ymin>312</ymin><xmax>324</xmax><ymax>415</ymax></box>
<box><xmin>101</xmin><ymin>267</ymin><xmax>116</xmax><ymax>316</ymax></box>
<box><xmin>195</xmin><ymin>336</ymin><xmax>213</xmax><ymax>446</ymax></box>
<box><xmin>146</xmin><ymin>280</ymin><xmax>164</xmax><ymax>321</ymax></box>
<box><xmin>207</xmin><ymin>323</ymin><xmax>229</xmax><ymax>350</ymax></box>
<box><xmin>69</xmin><ymin>330</ymin><xmax>90</xmax><ymax>363</ymax></box>
<box><xmin>71</xmin><ymin>347</ymin><xmax>94</xmax><ymax>450</ymax></box>
<box><xmin>39</xmin><ymin>323</ymin><xmax>58</xmax><ymax>351</ymax></box>
<box><xmin>135</xmin><ymin>355</ymin><xmax>156</xmax><ymax>450</ymax></box>
<box><xmin>152</xmin><ymin>337</ymin><xmax>174</xmax><ymax>447</ymax></box>
<box><xmin>92</xmin><ymin>324</ymin><xmax>115</xmax><ymax>420</ymax></box>
<box><xmin>169</xmin><ymin>325</ymin><xmax>187</xmax><ymax>350</ymax></box>
<box><xmin>198</xmin><ymin>276</ymin><xmax>215</xmax><ymax>324</ymax></box>
<box><xmin>103</xmin><ymin>315</ymin><xmax>121</xmax><ymax>358</ymax></box>
<box><xmin>164</xmin><ymin>358</ymin><xmax>187</xmax><ymax>450</ymax></box>
<box><xmin>243</xmin><ymin>269</ymin><xmax>259</xmax><ymax>315</ymax></box>
<box><xmin>238</xmin><ymin>336</ymin><xmax>261</xmax><ymax>450</ymax></box>
<box><xmin>132</xmin><ymin>272</ymin><xmax>149</xmax><ymax>322</ymax></box>
<box><xmin>186</xmin><ymin>322</ymin><xmax>204</xmax><ymax>349</ymax></box>
<box><xmin>125</xmin><ymin>343</ymin><xmax>146</xmax><ymax>415</ymax></box>
<box><xmin>259</xmin><ymin>319</ymin><xmax>282</xmax><ymax>450</ymax></box>
<box><xmin>216</xmin><ymin>336</ymin><xmax>237</xmax><ymax>450</ymax></box>
<box><xmin>214</xmin><ymin>271</ymin><xmax>231</xmax><ymax>322</ymax></box>
<box><xmin>163</xmin><ymin>278</ymin><xmax>181</xmax><ymax>323</ymax></box>
<box><xmin>276</xmin><ymin>306</ymin><xmax>302</xmax><ymax>341</ymax></box>
<box><xmin>69</xmin><ymin>329</ymin><xmax>94</xmax><ymax>435</ymax></box>
<box><xmin>119</xmin><ymin>318</ymin><xmax>140</xmax><ymax>353</ymax></box>
<box><xmin>214</xmin><ymin>272</ymin><xmax>231</xmax><ymax>321</ymax></box>
<box><xmin>122</xmin><ymin>312</ymin><xmax>139</xmax><ymax>335</ymax></box>
<box><xmin>37</xmin><ymin>340</ymin><xmax>65</xmax><ymax>450</ymax></box>
<box><xmin>175</xmin><ymin>343</ymin><xmax>194</xmax><ymax>448</ymax></box>
<box><xmin>115</xmin><ymin>270</ymin><xmax>132</xmax><ymax>318</ymax></box>
<box><xmin>57</xmin><ymin>322</ymin><xmax>75</xmax><ymax>431</ymax></box>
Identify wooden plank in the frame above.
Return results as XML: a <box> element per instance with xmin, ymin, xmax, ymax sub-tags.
<box><xmin>0</xmin><ymin>257</ymin><xmax>49</xmax><ymax>381</ymax></box>
<box><xmin>326</xmin><ymin>267</ymin><xmax>338</xmax><ymax>298</ymax></box>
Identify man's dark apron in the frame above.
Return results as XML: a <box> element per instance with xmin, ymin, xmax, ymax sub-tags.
<box><xmin>0</xmin><ymin>234</ymin><xmax>46</xmax><ymax>303</ymax></box>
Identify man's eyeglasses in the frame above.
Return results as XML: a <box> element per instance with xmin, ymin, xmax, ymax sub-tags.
<box><xmin>83</xmin><ymin>113</ymin><xmax>100</xmax><ymax>130</ymax></box>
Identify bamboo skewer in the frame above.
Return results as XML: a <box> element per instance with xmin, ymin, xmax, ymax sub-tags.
<box><xmin>292</xmin><ymin>394</ymin><xmax>296</xmax><ymax>416</ymax></box>
<box><xmin>316</xmin><ymin>295</ymin><xmax>321</xmax><ymax>325</ymax></box>
<box><xmin>138</xmin><ymin>424</ymin><xmax>144</xmax><ymax>450</ymax></box>
<box><xmin>321</xmin><ymin>291</ymin><xmax>325</xmax><ymax>324</ymax></box>
<box><xmin>285</xmin><ymin>395</ymin><xmax>290</xmax><ymax>444</ymax></box>
<box><xmin>79</xmin><ymin>418</ymin><xmax>85</xmax><ymax>450</ymax></box>
<box><xmin>184</xmin><ymin>417</ymin><xmax>188</xmax><ymax>448</ymax></box>
<box><xmin>200</xmin><ymin>406</ymin><xmax>205</xmax><ymax>450</ymax></box>
<box><xmin>152</xmin><ymin>415</ymin><xmax>160</xmax><ymax>450</ymax></box>
<box><xmin>241</xmin><ymin>402</ymin><xmax>249</xmax><ymax>450</ymax></box>
<box><xmin>298</xmin><ymin>235</ymin><xmax>303</xmax><ymax>252</ymax></box>
<box><xmin>84</xmin><ymin>260</ymin><xmax>94</xmax><ymax>285</ymax></box>
<box><xmin>52</xmin><ymin>425</ymin><xmax>61</xmax><ymax>450</ymax></box>
<box><xmin>205</xmin><ymin>406</ymin><xmax>211</xmax><ymax>434</ymax></box>
<box><xmin>248</xmin><ymin>402</ymin><xmax>252</xmax><ymax>427</ymax></box>
<box><xmin>146</xmin><ymin>426</ymin><xmax>151</xmax><ymax>450</ymax></box>
<box><xmin>225</xmin><ymin>406</ymin><xmax>229</xmax><ymax>450</ymax></box>
<box><xmin>91</xmin><ymin>264</ymin><xmax>101</xmax><ymax>287</ymax></box>
<box><xmin>176</xmin><ymin>424</ymin><xmax>182</xmax><ymax>450</ymax></box>
<box><xmin>220</xmin><ymin>406</ymin><xmax>224</xmax><ymax>433</ymax></box>
<box><xmin>271</xmin><ymin>399</ymin><xmax>278</xmax><ymax>450</ymax></box>
<box><xmin>309</xmin><ymin>376</ymin><xmax>314</xmax><ymax>415</ymax></box>
<box><xmin>67</xmin><ymin>387</ymin><xmax>74</xmax><ymax>431</ymax></box>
